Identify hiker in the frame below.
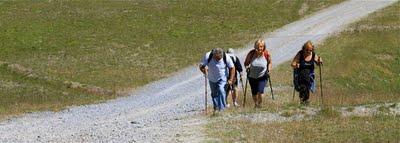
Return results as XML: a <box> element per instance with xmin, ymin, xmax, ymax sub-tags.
<box><xmin>225</xmin><ymin>48</ymin><xmax>243</xmax><ymax>107</ymax></box>
<box><xmin>244</xmin><ymin>39</ymin><xmax>272</xmax><ymax>108</ymax></box>
<box><xmin>291</xmin><ymin>40</ymin><xmax>323</xmax><ymax>105</ymax></box>
<box><xmin>199</xmin><ymin>48</ymin><xmax>235</xmax><ymax>112</ymax></box>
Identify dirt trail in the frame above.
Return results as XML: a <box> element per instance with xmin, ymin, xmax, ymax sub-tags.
<box><xmin>0</xmin><ymin>0</ymin><xmax>397</xmax><ymax>142</ymax></box>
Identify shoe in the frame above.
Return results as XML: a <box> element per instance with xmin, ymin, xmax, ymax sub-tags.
<box><xmin>226</xmin><ymin>104</ymin><xmax>231</xmax><ymax>108</ymax></box>
<box><xmin>254</xmin><ymin>104</ymin><xmax>258</xmax><ymax>109</ymax></box>
<box><xmin>300</xmin><ymin>100</ymin><xmax>309</xmax><ymax>106</ymax></box>
<box><xmin>304</xmin><ymin>101</ymin><xmax>310</xmax><ymax>106</ymax></box>
<box><xmin>233</xmin><ymin>102</ymin><xmax>240</xmax><ymax>107</ymax></box>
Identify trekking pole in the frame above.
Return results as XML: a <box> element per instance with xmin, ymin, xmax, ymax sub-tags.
<box><xmin>319</xmin><ymin>63</ymin><xmax>324</xmax><ymax>106</ymax></box>
<box><xmin>243</xmin><ymin>76</ymin><xmax>248</xmax><ymax>107</ymax></box>
<box><xmin>240</xmin><ymin>77</ymin><xmax>245</xmax><ymax>103</ymax></box>
<box><xmin>243</xmin><ymin>67</ymin><xmax>251</xmax><ymax>107</ymax></box>
<box><xmin>268</xmin><ymin>74</ymin><xmax>275</xmax><ymax>100</ymax></box>
<box><xmin>292</xmin><ymin>70</ymin><xmax>296</xmax><ymax>101</ymax></box>
<box><xmin>292</xmin><ymin>85</ymin><xmax>295</xmax><ymax>101</ymax></box>
<box><xmin>204</xmin><ymin>74</ymin><xmax>208</xmax><ymax>115</ymax></box>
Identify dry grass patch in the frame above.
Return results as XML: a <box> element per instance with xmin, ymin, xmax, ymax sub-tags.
<box><xmin>207</xmin><ymin>111</ymin><xmax>400</xmax><ymax>142</ymax></box>
<box><xmin>206</xmin><ymin>2</ymin><xmax>400</xmax><ymax>142</ymax></box>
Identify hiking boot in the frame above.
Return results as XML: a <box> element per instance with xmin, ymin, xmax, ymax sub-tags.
<box><xmin>304</xmin><ymin>101</ymin><xmax>310</xmax><ymax>106</ymax></box>
<box><xmin>300</xmin><ymin>100</ymin><xmax>309</xmax><ymax>106</ymax></box>
<box><xmin>254</xmin><ymin>104</ymin><xmax>262</xmax><ymax>109</ymax></box>
<box><xmin>233</xmin><ymin>102</ymin><xmax>240</xmax><ymax>107</ymax></box>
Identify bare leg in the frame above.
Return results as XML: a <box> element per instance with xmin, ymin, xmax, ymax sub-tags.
<box><xmin>232</xmin><ymin>87</ymin><xmax>237</xmax><ymax>102</ymax></box>
<box><xmin>252</xmin><ymin>95</ymin><xmax>258</xmax><ymax>107</ymax></box>
<box><xmin>257</xmin><ymin>93</ymin><xmax>263</xmax><ymax>108</ymax></box>
<box><xmin>233</xmin><ymin>87</ymin><xmax>240</xmax><ymax>106</ymax></box>
<box><xmin>226</xmin><ymin>89</ymin><xmax>231</xmax><ymax>107</ymax></box>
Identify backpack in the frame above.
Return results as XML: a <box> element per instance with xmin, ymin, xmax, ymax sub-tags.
<box><xmin>227</xmin><ymin>54</ymin><xmax>241</xmax><ymax>82</ymax></box>
<box><xmin>293</xmin><ymin>50</ymin><xmax>316</xmax><ymax>92</ymax></box>
<box><xmin>294</xmin><ymin>68</ymin><xmax>312</xmax><ymax>92</ymax></box>
<box><xmin>227</xmin><ymin>54</ymin><xmax>239</xmax><ymax>70</ymax></box>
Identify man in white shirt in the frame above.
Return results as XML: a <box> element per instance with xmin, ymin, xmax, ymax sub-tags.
<box><xmin>199</xmin><ymin>48</ymin><xmax>235</xmax><ymax>112</ymax></box>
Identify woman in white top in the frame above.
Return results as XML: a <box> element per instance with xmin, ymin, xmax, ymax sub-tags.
<box><xmin>244</xmin><ymin>39</ymin><xmax>272</xmax><ymax>108</ymax></box>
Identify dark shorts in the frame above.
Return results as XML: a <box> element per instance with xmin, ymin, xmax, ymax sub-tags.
<box><xmin>248</xmin><ymin>76</ymin><xmax>268</xmax><ymax>96</ymax></box>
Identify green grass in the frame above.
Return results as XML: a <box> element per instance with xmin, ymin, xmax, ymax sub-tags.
<box><xmin>207</xmin><ymin>1</ymin><xmax>400</xmax><ymax>142</ymax></box>
<box><xmin>0</xmin><ymin>0</ymin><xmax>343</xmax><ymax>90</ymax></box>
<box><xmin>207</xmin><ymin>115</ymin><xmax>400</xmax><ymax>143</ymax></box>
<box><xmin>270</xmin><ymin>1</ymin><xmax>400</xmax><ymax>106</ymax></box>
<box><xmin>0</xmin><ymin>0</ymin><xmax>344</xmax><ymax>117</ymax></box>
<box><xmin>316</xmin><ymin>2</ymin><xmax>400</xmax><ymax>106</ymax></box>
<box><xmin>0</xmin><ymin>64</ymin><xmax>114</xmax><ymax>119</ymax></box>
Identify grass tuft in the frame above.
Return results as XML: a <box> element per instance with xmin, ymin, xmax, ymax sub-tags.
<box><xmin>318</xmin><ymin>107</ymin><xmax>341</xmax><ymax>118</ymax></box>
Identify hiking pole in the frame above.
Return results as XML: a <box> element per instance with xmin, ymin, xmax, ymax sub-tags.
<box><xmin>268</xmin><ymin>74</ymin><xmax>275</xmax><ymax>100</ymax></box>
<box><xmin>243</xmin><ymin>66</ymin><xmax>252</xmax><ymax>107</ymax></box>
<box><xmin>292</xmin><ymin>85</ymin><xmax>296</xmax><ymax>101</ymax></box>
<box><xmin>292</xmin><ymin>70</ymin><xmax>296</xmax><ymax>101</ymax></box>
<box><xmin>243</xmin><ymin>76</ymin><xmax>248</xmax><ymax>107</ymax></box>
<box><xmin>240</xmin><ymin>77</ymin><xmax>245</xmax><ymax>105</ymax></box>
<box><xmin>204</xmin><ymin>74</ymin><xmax>208</xmax><ymax>115</ymax></box>
<box><xmin>319</xmin><ymin>63</ymin><xmax>324</xmax><ymax>106</ymax></box>
<box><xmin>236</xmin><ymin>76</ymin><xmax>247</xmax><ymax>107</ymax></box>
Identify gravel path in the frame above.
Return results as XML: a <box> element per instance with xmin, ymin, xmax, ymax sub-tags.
<box><xmin>0</xmin><ymin>0</ymin><xmax>397</xmax><ymax>142</ymax></box>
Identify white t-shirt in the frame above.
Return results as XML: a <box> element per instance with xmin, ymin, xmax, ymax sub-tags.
<box><xmin>200</xmin><ymin>52</ymin><xmax>234</xmax><ymax>82</ymax></box>
<box><xmin>249</xmin><ymin>55</ymin><xmax>268</xmax><ymax>79</ymax></box>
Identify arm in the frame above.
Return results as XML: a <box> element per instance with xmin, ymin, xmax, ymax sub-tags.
<box><xmin>266</xmin><ymin>51</ymin><xmax>272</xmax><ymax>72</ymax></box>
<box><xmin>228</xmin><ymin>67</ymin><xmax>236</xmax><ymax>82</ymax></box>
<box><xmin>291</xmin><ymin>53</ymin><xmax>300</xmax><ymax>69</ymax></box>
<box><xmin>226</xmin><ymin>56</ymin><xmax>236</xmax><ymax>85</ymax></box>
<box><xmin>199</xmin><ymin>65</ymin><xmax>207</xmax><ymax>75</ymax></box>
<box><xmin>199</xmin><ymin>53</ymin><xmax>209</xmax><ymax>75</ymax></box>
<box><xmin>244</xmin><ymin>50</ymin><xmax>254</xmax><ymax>67</ymax></box>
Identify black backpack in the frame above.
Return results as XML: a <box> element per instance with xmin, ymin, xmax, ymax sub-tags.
<box><xmin>293</xmin><ymin>50</ymin><xmax>316</xmax><ymax>91</ymax></box>
<box><xmin>294</xmin><ymin>68</ymin><xmax>312</xmax><ymax>91</ymax></box>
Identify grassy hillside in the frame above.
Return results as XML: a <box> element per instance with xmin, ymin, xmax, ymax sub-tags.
<box><xmin>271</xmin><ymin>1</ymin><xmax>400</xmax><ymax>106</ymax></box>
<box><xmin>0</xmin><ymin>0</ymin><xmax>343</xmax><ymax>90</ymax></box>
<box><xmin>0</xmin><ymin>0</ymin><xmax>344</xmax><ymax>118</ymax></box>
<box><xmin>0</xmin><ymin>63</ymin><xmax>112</xmax><ymax>118</ymax></box>
<box><xmin>207</xmin><ymin>2</ymin><xmax>400</xmax><ymax>142</ymax></box>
